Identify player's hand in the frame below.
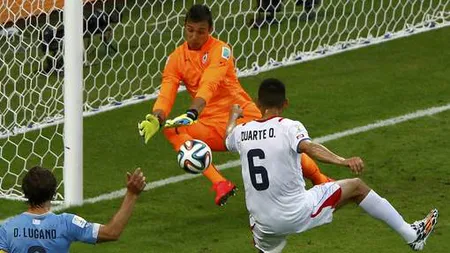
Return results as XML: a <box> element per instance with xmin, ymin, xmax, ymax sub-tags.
<box><xmin>126</xmin><ymin>168</ymin><xmax>146</xmax><ymax>195</ymax></box>
<box><xmin>344</xmin><ymin>157</ymin><xmax>364</xmax><ymax>175</ymax></box>
<box><xmin>230</xmin><ymin>104</ymin><xmax>243</xmax><ymax>119</ymax></box>
<box><xmin>138</xmin><ymin>114</ymin><xmax>161</xmax><ymax>144</ymax></box>
<box><xmin>164</xmin><ymin>113</ymin><xmax>196</xmax><ymax>128</ymax></box>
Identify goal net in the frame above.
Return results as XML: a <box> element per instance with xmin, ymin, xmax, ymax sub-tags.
<box><xmin>0</xmin><ymin>0</ymin><xmax>448</xmax><ymax>202</ymax></box>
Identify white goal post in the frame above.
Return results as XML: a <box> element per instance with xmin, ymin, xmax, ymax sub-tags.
<box><xmin>0</xmin><ymin>0</ymin><xmax>448</xmax><ymax>205</ymax></box>
<box><xmin>63</xmin><ymin>0</ymin><xmax>84</xmax><ymax>205</ymax></box>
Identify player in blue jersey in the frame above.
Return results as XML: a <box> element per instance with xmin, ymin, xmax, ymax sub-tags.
<box><xmin>0</xmin><ymin>166</ymin><xmax>146</xmax><ymax>253</ymax></box>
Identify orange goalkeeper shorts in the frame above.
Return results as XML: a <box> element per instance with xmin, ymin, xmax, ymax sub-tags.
<box><xmin>163</xmin><ymin>103</ymin><xmax>261</xmax><ymax>151</ymax></box>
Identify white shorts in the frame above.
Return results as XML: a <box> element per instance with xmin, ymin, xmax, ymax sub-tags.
<box><xmin>250</xmin><ymin>182</ymin><xmax>342</xmax><ymax>253</ymax></box>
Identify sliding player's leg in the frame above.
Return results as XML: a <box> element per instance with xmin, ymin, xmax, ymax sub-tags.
<box><xmin>163</xmin><ymin>123</ymin><xmax>236</xmax><ymax>206</ymax></box>
<box><xmin>335</xmin><ymin>178</ymin><xmax>438</xmax><ymax>250</ymax></box>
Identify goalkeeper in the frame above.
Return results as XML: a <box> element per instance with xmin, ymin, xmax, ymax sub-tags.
<box><xmin>138</xmin><ymin>4</ymin><xmax>331</xmax><ymax>206</ymax></box>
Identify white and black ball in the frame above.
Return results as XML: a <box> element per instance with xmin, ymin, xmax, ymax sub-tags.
<box><xmin>177</xmin><ymin>140</ymin><xmax>212</xmax><ymax>174</ymax></box>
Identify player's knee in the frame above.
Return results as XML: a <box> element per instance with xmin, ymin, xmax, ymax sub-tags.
<box><xmin>163</xmin><ymin>127</ymin><xmax>183</xmax><ymax>144</ymax></box>
<box><xmin>351</xmin><ymin>178</ymin><xmax>370</xmax><ymax>197</ymax></box>
<box><xmin>162</xmin><ymin>127</ymin><xmax>192</xmax><ymax>151</ymax></box>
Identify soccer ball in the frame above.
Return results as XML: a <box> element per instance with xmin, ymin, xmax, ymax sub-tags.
<box><xmin>177</xmin><ymin>140</ymin><xmax>212</xmax><ymax>174</ymax></box>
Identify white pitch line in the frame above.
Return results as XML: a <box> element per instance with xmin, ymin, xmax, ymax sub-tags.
<box><xmin>50</xmin><ymin>159</ymin><xmax>241</xmax><ymax>212</ymax></box>
<box><xmin>48</xmin><ymin>102</ymin><xmax>450</xmax><ymax>213</ymax></box>
<box><xmin>314</xmin><ymin>103</ymin><xmax>450</xmax><ymax>143</ymax></box>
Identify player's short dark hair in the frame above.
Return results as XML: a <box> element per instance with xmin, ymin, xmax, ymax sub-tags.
<box><xmin>258</xmin><ymin>78</ymin><xmax>286</xmax><ymax>109</ymax></box>
<box><xmin>22</xmin><ymin>166</ymin><xmax>57</xmax><ymax>207</ymax></box>
<box><xmin>185</xmin><ymin>4</ymin><xmax>213</xmax><ymax>27</ymax></box>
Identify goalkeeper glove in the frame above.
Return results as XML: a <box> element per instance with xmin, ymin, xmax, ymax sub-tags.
<box><xmin>164</xmin><ymin>109</ymin><xmax>198</xmax><ymax>128</ymax></box>
<box><xmin>138</xmin><ymin>114</ymin><xmax>161</xmax><ymax>144</ymax></box>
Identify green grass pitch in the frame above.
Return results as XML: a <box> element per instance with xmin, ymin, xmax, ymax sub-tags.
<box><xmin>1</xmin><ymin>26</ymin><xmax>449</xmax><ymax>252</ymax></box>
<box><xmin>0</xmin><ymin>7</ymin><xmax>449</xmax><ymax>253</ymax></box>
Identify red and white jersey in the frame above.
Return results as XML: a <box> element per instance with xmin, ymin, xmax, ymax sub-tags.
<box><xmin>226</xmin><ymin>116</ymin><xmax>312</xmax><ymax>234</ymax></box>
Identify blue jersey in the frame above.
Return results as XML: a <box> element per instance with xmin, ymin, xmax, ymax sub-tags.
<box><xmin>0</xmin><ymin>212</ymin><xmax>100</xmax><ymax>253</ymax></box>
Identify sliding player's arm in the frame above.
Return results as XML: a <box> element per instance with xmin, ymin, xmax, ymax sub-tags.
<box><xmin>165</xmin><ymin>45</ymin><xmax>232</xmax><ymax>128</ymax></box>
<box><xmin>224</xmin><ymin>105</ymin><xmax>243</xmax><ymax>152</ymax></box>
<box><xmin>296</xmin><ymin>130</ymin><xmax>364</xmax><ymax>174</ymax></box>
<box><xmin>298</xmin><ymin>140</ymin><xmax>345</xmax><ymax>165</ymax></box>
<box><xmin>225</xmin><ymin>104</ymin><xmax>243</xmax><ymax>139</ymax></box>
<box><xmin>139</xmin><ymin>53</ymin><xmax>181</xmax><ymax>142</ymax></box>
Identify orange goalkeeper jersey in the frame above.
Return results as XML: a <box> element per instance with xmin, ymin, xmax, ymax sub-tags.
<box><xmin>153</xmin><ymin>36</ymin><xmax>257</xmax><ymax>126</ymax></box>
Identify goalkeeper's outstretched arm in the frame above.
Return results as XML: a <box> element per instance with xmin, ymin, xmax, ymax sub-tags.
<box><xmin>163</xmin><ymin>98</ymin><xmax>205</xmax><ymax>128</ymax></box>
<box><xmin>139</xmin><ymin>50</ymin><xmax>181</xmax><ymax>142</ymax></box>
<box><xmin>152</xmin><ymin>50</ymin><xmax>182</xmax><ymax>119</ymax></box>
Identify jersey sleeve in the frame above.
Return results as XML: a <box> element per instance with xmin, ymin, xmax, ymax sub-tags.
<box><xmin>225</xmin><ymin>125</ymin><xmax>240</xmax><ymax>152</ymax></box>
<box><xmin>287</xmin><ymin>121</ymin><xmax>311</xmax><ymax>152</ymax></box>
<box><xmin>0</xmin><ymin>226</ymin><xmax>8</xmax><ymax>252</ymax></box>
<box><xmin>63</xmin><ymin>213</ymin><xmax>100</xmax><ymax>244</ymax></box>
<box><xmin>153</xmin><ymin>51</ymin><xmax>182</xmax><ymax>117</ymax></box>
<box><xmin>196</xmin><ymin>44</ymin><xmax>233</xmax><ymax>104</ymax></box>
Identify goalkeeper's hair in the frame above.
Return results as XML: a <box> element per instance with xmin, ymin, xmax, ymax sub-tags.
<box><xmin>22</xmin><ymin>166</ymin><xmax>57</xmax><ymax>207</ymax></box>
<box><xmin>258</xmin><ymin>78</ymin><xmax>286</xmax><ymax>109</ymax></box>
<box><xmin>185</xmin><ymin>4</ymin><xmax>213</xmax><ymax>27</ymax></box>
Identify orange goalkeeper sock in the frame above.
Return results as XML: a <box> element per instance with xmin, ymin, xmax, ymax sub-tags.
<box><xmin>203</xmin><ymin>164</ymin><xmax>226</xmax><ymax>184</ymax></box>
<box><xmin>301</xmin><ymin>153</ymin><xmax>330</xmax><ymax>185</ymax></box>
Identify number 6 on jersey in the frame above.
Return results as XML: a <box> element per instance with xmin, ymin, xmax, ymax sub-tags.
<box><xmin>247</xmin><ymin>149</ymin><xmax>269</xmax><ymax>191</ymax></box>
